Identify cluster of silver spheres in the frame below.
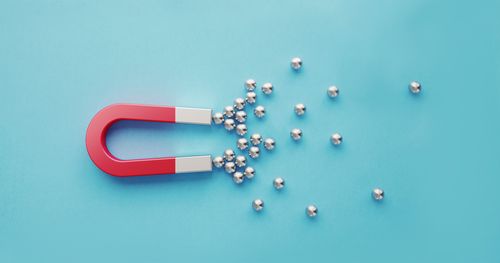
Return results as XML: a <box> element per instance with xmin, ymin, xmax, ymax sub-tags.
<box><xmin>212</xmin><ymin>78</ymin><xmax>278</xmax><ymax>185</ymax></box>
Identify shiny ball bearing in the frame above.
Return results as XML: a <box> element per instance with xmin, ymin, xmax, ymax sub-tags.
<box><xmin>235</xmin><ymin>155</ymin><xmax>247</xmax><ymax>167</ymax></box>
<box><xmin>223</xmin><ymin>149</ymin><xmax>235</xmax><ymax>161</ymax></box>
<box><xmin>327</xmin><ymin>86</ymin><xmax>339</xmax><ymax>98</ymax></box>
<box><xmin>236</xmin><ymin>124</ymin><xmax>247</xmax><ymax>136</ymax></box>
<box><xmin>246</xmin><ymin>92</ymin><xmax>257</xmax><ymax>104</ymax></box>
<box><xmin>409</xmin><ymin>81</ymin><xmax>421</xmax><ymax>94</ymax></box>
<box><xmin>244</xmin><ymin>167</ymin><xmax>255</xmax><ymax>179</ymax></box>
<box><xmin>223</xmin><ymin>105</ymin><xmax>235</xmax><ymax>118</ymax></box>
<box><xmin>290</xmin><ymin>128</ymin><xmax>302</xmax><ymax>140</ymax></box>
<box><xmin>234</xmin><ymin>97</ymin><xmax>246</xmax><ymax>110</ymax></box>
<box><xmin>273</xmin><ymin>177</ymin><xmax>285</xmax><ymax>190</ymax></box>
<box><xmin>331</xmin><ymin>132</ymin><xmax>342</xmax><ymax>145</ymax></box>
<box><xmin>294</xmin><ymin>103</ymin><xmax>306</xmax><ymax>116</ymax></box>
<box><xmin>235</xmin><ymin>111</ymin><xmax>247</xmax><ymax>123</ymax></box>
<box><xmin>224</xmin><ymin>119</ymin><xmax>235</xmax><ymax>131</ymax></box>
<box><xmin>254</xmin><ymin>105</ymin><xmax>265</xmax><ymax>118</ymax></box>
<box><xmin>252</xmin><ymin>199</ymin><xmax>264</xmax><ymax>212</ymax></box>
<box><xmin>306</xmin><ymin>205</ymin><xmax>318</xmax><ymax>217</ymax></box>
<box><xmin>250</xmin><ymin>133</ymin><xmax>263</xmax><ymax>145</ymax></box>
<box><xmin>372</xmin><ymin>188</ymin><xmax>384</xmax><ymax>201</ymax></box>
<box><xmin>212</xmin><ymin>156</ymin><xmax>224</xmax><ymax>168</ymax></box>
<box><xmin>261</xmin><ymin>82</ymin><xmax>273</xmax><ymax>95</ymax></box>
<box><xmin>233</xmin><ymin>171</ymin><xmax>244</xmax><ymax>184</ymax></box>
<box><xmin>237</xmin><ymin>138</ymin><xmax>249</xmax><ymax>150</ymax></box>
<box><xmin>248</xmin><ymin>146</ymin><xmax>260</xmax><ymax>159</ymax></box>
<box><xmin>291</xmin><ymin>57</ymin><xmax>302</xmax><ymax>70</ymax></box>
<box><xmin>224</xmin><ymin>162</ymin><xmax>236</xmax><ymax>174</ymax></box>
<box><xmin>212</xmin><ymin>112</ymin><xmax>224</xmax><ymax>125</ymax></box>
<box><xmin>245</xmin><ymin>79</ymin><xmax>257</xmax><ymax>91</ymax></box>
<box><xmin>264</xmin><ymin>138</ymin><xmax>275</xmax><ymax>150</ymax></box>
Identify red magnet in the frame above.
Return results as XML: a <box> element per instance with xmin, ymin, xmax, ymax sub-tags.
<box><xmin>85</xmin><ymin>103</ymin><xmax>213</xmax><ymax>177</ymax></box>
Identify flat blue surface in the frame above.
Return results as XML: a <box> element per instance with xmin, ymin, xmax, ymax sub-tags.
<box><xmin>1</xmin><ymin>1</ymin><xmax>500</xmax><ymax>262</ymax></box>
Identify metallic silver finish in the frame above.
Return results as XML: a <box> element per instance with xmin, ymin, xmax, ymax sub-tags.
<box><xmin>327</xmin><ymin>86</ymin><xmax>339</xmax><ymax>98</ymax></box>
<box><xmin>245</xmin><ymin>79</ymin><xmax>257</xmax><ymax>91</ymax></box>
<box><xmin>331</xmin><ymin>132</ymin><xmax>342</xmax><ymax>145</ymax></box>
<box><xmin>294</xmin><ymin>103</ymin><xmax>306</xmax><ymax>116</ymax></box>
<box><xmin>273</xmin><ymin>177</ymin><xmax>285</xmax><ymax>190</ymax></box>
<box><xmin>223</xmin><ymin>149</ymin><xmax>235</xmax><ymax>161</ymax></box>
<box><xmin>223</xmin><ymin>105</ymin><xmax>235</xmax><ymax>118</ymax></box>
<box><xmin>212</xmin><ymin>112</ymin><xmax>224</xmax><ymax>125</ymax></box>
<box><xmin>264</xmin><ymin>138</ymin><xmax>275</xmax><ymax>150</ymax></box>
<box><xmin>306</xmin><ymin>205</ymin><xmax>318</xmax><ymax>217</ymax></box>
<box><xmin>235</xmin><ymin>155</ymin><xmax>247</xmax><ymax>167</ymax></box>
<box><xmin>254</xmin><ymin>105</ymin><xmax>265</xmax><ymax>118</ymax></box>
<box><xmin>248</xmin><ymin>146</ymin><xmax>260</xmax><ymax>159</ymax></box>
<box><xmin>291</xmin><ymin>57</ymin><xmax>302</xmax><ymax>70</ymax></box>
<box><xmin>176</xmin><ymin>155</ymin><xmax>213</xmax><ymax>173</ymax></box>
<box><xmin>237</xmin><ymin>138</ymin><xmax>249</xmax><ymax>150</ymax></box>
<box><xmin>244</xmin><ymin>167</ymin><xmax>255</xmax><ymax>179</ymax></box>
<box><xmin>261</xmin><ymin>82</ymin><xmax>273</xmax><ymax>95</ymax></box>
<box><xmin>175</xmin><ymin>107</ymin><xmax>212</xmax><ymax>125</ymax></box>
<box><xmin>233</xmin><ymin>171</ymin><xmax>244</xmax><ymax>184</ymax></box>
<box><xmin>224</xmin><ymin>162</ymin><xmax>236</xmax><ymax>174</ymax></box>
<box><xmin>246</xmin><ymin>92</ymin><xmax>257</xmax><ymax>104</ymax></box>
<box><xmin>235</xmin><ymin>111</ymin><xmax>247</xmax><ymax>123</ymax></box>
<box><xmin>212</xmin><ymin>156</ymin><xmax>224</xmax><ymax>168</ymax></box>
<box><xmin>409</xmin><ymin>81</ymin><xmax>421</xmax><ymax>94</ymax></box>
<box><xmin>290</xmin><ymin>128</ymin><xmax>302</xmax><ymax>141</ymax></box>
<box><xmin>236</xmin><ymin>124</ymin><xmax>248</xmax><ymax>136</ymax></box>
<box><xmin>234</xmin><ymin>98</ymin><xmax>246</xmax><ymax>110</ymax></box>
<box><xmin>372</xmin><ymin>188</ymin><xmax>384</xmax><ymax>201</ymax></box>
<box><xmin>252</xmin><ymin>199</ymin><xmax>264</xmax><ymax>211</ymax></box>
<box><xmin>224</xmin><ymin>119</ymin><xmax>235</xmax><ymax>131</ymax></box>
<box><xmin>250</xmin><ymin>133</ymin><xmax>263</xmax><ymax>145</ymax></box>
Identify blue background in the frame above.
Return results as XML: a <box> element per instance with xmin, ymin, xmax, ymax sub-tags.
<box><xmin>1</xmin><ymin>0</ymin><xmax>499</xmax><ymax>262</ymax></box>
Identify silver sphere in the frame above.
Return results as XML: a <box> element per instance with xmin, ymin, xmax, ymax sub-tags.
<box><xmin>234</xmin><ymin>97</ymin><xmax>246</xmax><ymax>110</ymax></box>
<box><xmin>264</xmin><ymin>138</ymin><xmax>275</xmax><ymax>150</ymax></box>
<box><xmin>248</xmin><ymin>146</ymin><xmax>260</xmax><ymax>159</ymax></box>
<box><xmin>224</xmin><ymin>119</ymin><xmax>235</xmax><ymax>131</ymax></box>
<box><xmin>233</xmin><ymin>171</ymin><xmax>244</xmax><ymax>184</ymax></box>
<box><xmin>327</xmin><ymin>86</ymin><xmax>339</xmax><ymax>98</ymax></box>
<box><xmin>291</xmin><ymin>57</ymin><xmax>302</xmax><ymax>70</ymax></box>
<box><xmin>212</xmin><ymin>112</ymin><xmax>224</xmax><ymax>125</ymax></box>
<box><xmin>409</xmin><ymin>81</ymin><xmax>421</xmax><ymax>94</ymax></box>
<box><xmin>252</xmin><ymin>199</ymin><xmax>264</xmax><ymax>212</ymax></box>
<box><xmin>245</xmin><ymin>79</ymin><xmax>257</xmax><ymax>91</ymax></box>
<box><xmin>261</xmin><ymin>82</ymin><xmax>273</xmax><ymax>95</ymax></box>
<box><xmin>331</xmin><ymin>132</ymin><xmax>342</xmax><ymax>145</ymax></box>
<box><xmin>224</xmin><ymin>162</ymin><xmax>236</xmax><ymax>174</ymax></box>
<box><xmin>246</xmin><ymin>92</ymin><xmax>257</xmax><ymax>104</ymax></box>
<box><xmin>244</xmin><ymin>167</ymin><xmax>255</xmax><ymax>179</ymax></box>
<box><xmin>254</xmin><ymin>105</ymin><xmax>266</xmax><ymax>118</ymax></box>
<box><xmin>223</xmin><ymin>149</ymin><xmax>235</xmax><ymax>161</ymax></box>
<box><xmin>273</xmin><ymin>177</ymin><xmax>285</xmax><ymax>190</ymax></box>
<box><xmin>306</xmin><ymin>205</ymin><xmax>318</xmax><ymax>217</ymax></box>
<box><xmin>372</xmin><ymin>188</ymin><xmax>384</xmax><ymax>201</ymax></box>
<box><xmin>294</xmin><ymin>103</ymin><xmax>306</xmax><ymax>116</ymax></box>
<box><xmin>250</xmin><ymin>133</ymin><xmax>263</xmax><ymax>145</ymax></box>
<box><xmin>235</xmin><ymin>111</ymin><xmax>247</xmax><ymax>123</ymax></box>
<box><xmin>237</xmin><ymin>138</ymin><xmax>249</xmax><ymax>150</ymax></box>
<box><xmin>235</xmin><ymin>155</ymin><xmax>247</xmax><ymax>167</ymax></box>
<box><xmin>223</xmin><ymin>105</ymin><xmax>235</xmax><ymax>118</ymax></box>
<box><xmin>236</xmin><ymin>124</ymin><xmax>247</xmax><ymax>136</ymax></box>
<box><xmin>212</xmin><ymin>156</ymin><xmax>224</xmax><ymax>168</ymax></box>
<box><xmin>290</xmin><ymin>128</ymin><xmax>302</xmax><ymax>141</ymax></box>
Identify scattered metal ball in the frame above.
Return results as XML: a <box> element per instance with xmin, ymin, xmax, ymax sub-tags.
<box><xmin>306</xmin><ymin>205</ymin><xmax>318</xmax><ymax>217</ymax></box>
<box><xmin>233</xmin><ymin>171</ymin><xmax>244</xmax><ymax>184</ymax></box>
<box><xmin>291</xmin><ymin>57</ymin><xmax>302</xmax><ymax>70</ymax></box>
<box><xmin>234</xmin><ymin>98</ymin><xmax>246</xmax><ymax>110</ymax></box>
<box><xmin>290</xmin><ymin>128</ymin><xmax>302</xmax><ymax>141</ymax></box>
<box><xmin>212</xmin><ymin>156</ymin><xmax>224</xmax><ymax>168</ymax></box>
<box><xmin>294</xmin><ymin>103</ymin><xmax>306</xmax><ymax>116</ymax></box>
<box><xmin>235</xmin><ymin>111</ymin><xmax>247</xmax><ymax>123</ymax></box>
<box><xmin>254</xmin><ymin>105</ymin><xmax>266</xmax><ymax>118</ymax></box>
<box><xmin>224</xmin><ymin>119</ymin><xmax>235</xmax><ymax>131</ymax></box>
<box><xmin>224</xmin><ymin>162</ymin><xmax>236</xmax><ymax>174</ymax></box>
<box><xmin>235</xmin><ymin>155</ymin><xmax>247</xmax><ymax>167</ymax></box>
<box><xmin>409</xmin><ymin>81</ymin><xmax>421</xmax><ymax>94</ymax></box>
<box><xmin>261</xmin><ymin>83</ymin><xmax>273</xmax><ymax>95</ymax></box>
<box><xmin>223</xmin><ymin>105</ymin><xmax>235</xmax><ymax>118</ymax></box>
<box><xmin>236</xmin><ymin>124</ymin><xmax>248</xmax><ymax>136</ymax></box>
<box><xmin>250</xmin><ymin>133</ymin><xmax>263</xmax><ymax>145</ymax></box>
<box><xmin>372</xmin><ymin>188</ymin><xmax>384</xmax><ymax>201</ymax></box>
<box><xmin>264</xmin><ymin>138</ymin><xmax>275</xmax><ymax>150</ymax></box>
<box><xmin>245</xmin><ymin>79</ymin><xmax>257</xmax><ymax>91</ymax></box>
<box><xmin>252</xmin><ymin>199</ymin><xmax>264</xmax><ymax>212</ymax></box>
<box><xmin>248</xmin><ymin>146</ymin><xmax>260</xmax><ymax>159</ymax></box>
<box><xmin>330</xmin><ymin>132</ymin><xmax>342</xmax><ymax>145</ymax></box>
<box><xmin>246</xmin><ymin>92</ymin><xmax>257</xmax><ymax>104</ymax></box>
<box><xmin>237</xmin><ymin>138</ymin><xmax>249</xmax><ymax>150</ymax></box>
<box><xmin>223</xmin><ymin>149</ymin><xmax>235</xmax><ymax>161</ymax></box>
<box><xmin>273</xmin><ymin>177</ymin><xmax>285</xmax><ymax>190</ymax></box>
<box><xmin>327</xmin><ymin>86</ymin><xmax>339</xmax><ymax>98</ymax></box>
<box><xmin>244</xmin><ymin>167</ymin><xmax>255</xmax><ymax>179</ymax></box>
<box><xmin>212</xmin><ymin>112</ymin><xmax>224</xmax><ymax>125</ymax></box>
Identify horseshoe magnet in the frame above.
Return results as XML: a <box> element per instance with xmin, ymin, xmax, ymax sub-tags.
<box><xmin>85</xmin><ymin>103</ymin><xmax>213</xmax><ymax>177</ymax></box>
